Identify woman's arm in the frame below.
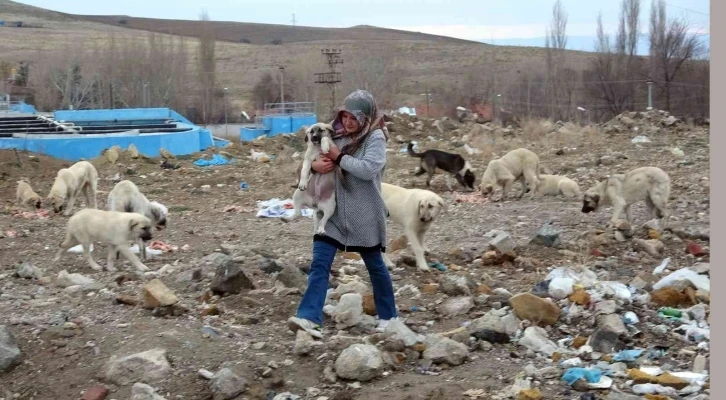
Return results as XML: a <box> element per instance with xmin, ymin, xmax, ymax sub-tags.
<box><xmin>337</xmin><ymin>131</ymin><xmax>387</xmax><ymax>181</ymax></box>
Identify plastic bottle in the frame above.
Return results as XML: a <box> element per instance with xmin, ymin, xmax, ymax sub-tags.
<box><xmin>658</xmin><ymin>307</ymin><xmax>682</xmax><ymax>318</ymax></box>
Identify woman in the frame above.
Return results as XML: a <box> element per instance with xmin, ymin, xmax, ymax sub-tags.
<box><xmin>287</xmin><ymin>90</ymin><xmax>398</xmax><ymax>339</ymax></box>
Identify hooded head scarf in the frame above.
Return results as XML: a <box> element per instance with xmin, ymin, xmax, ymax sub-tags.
<box><xmin>331</xmin><ymin>89</ymin><xmax>389</xmax><ymax>157</ymax></box>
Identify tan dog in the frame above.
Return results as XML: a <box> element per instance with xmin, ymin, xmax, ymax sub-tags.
<box><xmin>107</xmin><ymin>180</ymin><xmax>168</xmax><ymax>260</ymax></box>
<box><xmin>53</xmin><ymin>208</ymin><xmax>153</xmax><ymax>273</ymax></box>
<box><xmin>47</xmin><ymin>160</ymin><xmax>99</xmax><ymax>216</ymax></box>
<box><xmin>380</xmin><ymin>182</ymin><xmax>447</xmax><ymax>272</ymax></box>
<box><xmin>479</xmin><ymin>148</ymin><xmax>541</xmax><ymax>201</ymax></box>
<box><xmin>16</xmin><ymin>180</ymin><xmax>42</xmax><ymax>209</ymax></box>
<box><xmin>534</xmin><ymin>174</ymin><xmax>582</xmax><ymax>199</ymax></box>
<box><xmin>582</xmin><ymin>166</ymin><xmax>671</xmax><ymax>228</ymax></box>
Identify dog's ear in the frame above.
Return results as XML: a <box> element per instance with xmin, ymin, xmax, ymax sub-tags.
<box><xmin>304</xmin><ymin>134</ymin><xmax>309</xmax><ymax>143</ymax></box>
<box><xmin>591</xmin><ymin>194</ymin><xmax>600</xmax><ymax>204</ymax></box>
<box><xmin>438</xmin><ymin>198</ymin><xmax>448</xmax><ymax>213</ymax></box>
<box><xmin>129</xmin><ymin>219</ymin><xmax>138</xmax><ymax>231</ymax></box>
<box><xmin>150</xmin><ymin>206</ymin><xmax>161</xmax><ymax>221</ymax></box>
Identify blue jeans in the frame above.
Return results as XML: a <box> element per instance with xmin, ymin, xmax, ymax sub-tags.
<box><xmin>296</xmin><ymin>240</ymin><xmax>398</xmax><ymax>325</ymax></box>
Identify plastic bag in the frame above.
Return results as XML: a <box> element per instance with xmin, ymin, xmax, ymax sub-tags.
<box><xmin>652</xmin><ymin>268</ymin><xmax>710</xmax><ymax>294</ymax></box>
<box><xmin>612</xmin><ymin>349</ymin><xmax>644</xmax><ymax>362</ymax></box>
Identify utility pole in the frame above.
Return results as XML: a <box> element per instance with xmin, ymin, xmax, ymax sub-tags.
<box><xmin>315</xmin><ymin>49</ymin><xmax>343</xmax><ymax>117</ymax></box>
<box><xmin>291</xmin><ymin>13</ymin><xmax>296</xmax><ymax>26</ymax></box>
<box><xmin>223</xmin><ymin>87</ymin><xmax>228</xmax><ymax>137</ymax></box>
<box><xmin>279</xmin><ymin>66</ymin><xmax>285</xmax><ymax>111</ymax></box>
<box><xmin>420</xmin><ymin>85</ymin><xmax>432</xmax><ymax>117</ymax></box>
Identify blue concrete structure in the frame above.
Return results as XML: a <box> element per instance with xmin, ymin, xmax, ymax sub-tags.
<box><xmin>9</xmin><ymin>102</ymin><xmax>36</xmax><ymax>114</ymax></box>
<box><xmin>240</xmin><ymin>113</ymin><xmax>318</xmax><ymax>142</ymax></box>
<box><xmin>0</xmin><ymin>107</ymin><xmax>227</xmax><ymax>162</ymax></box>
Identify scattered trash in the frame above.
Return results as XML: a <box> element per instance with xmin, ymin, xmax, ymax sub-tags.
<box><xmin>547</xmin><ymin>266</ymin><xmax>598</xmax><ymax>288</ymax></box>
<box><xmin>658</xmin><ymin>307</ymin><xmax>683</xmax><ymax>319</ymax></box>
<box><xmin>671</xmin><ymin>147</ymin><xmax>685</xmax><ymax>157</ymax></box>
<box><xmin>256</xmin><ymin>198</ymin><xmax>313</xmax><ymax>219</ymax></box>
<box><xmin>623</xmin><ymin>311</ymin><xmax>640</xmax><ymax>324</ymax></box>
<box><xmin>631</xmin><ymin>383</ymin><xmax>678</xmax><ymax>396</ymax></box>
<box><xmin>240</xmin><ymin>182</ymin><xmax>248</xmax><ymax>189</ymax></box>
<box><xmin>129</xmin><ymin>244</ymin><xmax>163</xmax><ymax>257</ymax></box>
<box><xmin>429</xmin><ymin>261</ymin><xmax>447</xmax><ymax>272</ymax></box>
<box><xmin>463</xmin><ymin>144</ymin><xmax>481</xmax><ymax>155</ymax></box>
<box><xmin>645</xmin><ymin>347</ymin><xmax>667</xmax><ymax>359</ymax></box>
<box><xmin>68</xmin><ymin>244</ymin><xmax>93</xmax><ymax>253</ymax></box>
<box><xmin>222</xmin><ymin>205</ymin><xmax>254</xmax><ymax>213</ymax></box>
<box><xmin>160</xmin><ymin>158</ymin><xmax>181</xmax><ymax>170</ymax></box>
<box><xmin>194</xmin><ymin>154</ymin><xmax>230</xmax><ymax>167</ymax></box>
<box><xmin>652</xmin><ymin>267</ymin><xmax>710</xmax><ymax>294</ymax></box>
<box><xmin>653</xmin><ymin>257</ymin><xmax>671</xmax><ymax>274</ymax></box>
<box><xmin>631</xmin><ymin>135</ymin><xmax>651</xmax><ymax>143</ymax></box>
<box><xmin>561</xmin><ymin>367</ymin><xmax>604</xmax><ymax>385</ymax></box>
<box><xmin>250</xmin><ymin>149</ymin><xmax>272</xmax><ymax>163</ymax></box>
<box><xmin>612</xmin><ymin>349</ymin><xmax>644</xmax><ymax>362</ymax></box>
<box><xmin>149</xmin><ymin>240</ymin><xmax>177</xmax><ymax>253</ymax></box>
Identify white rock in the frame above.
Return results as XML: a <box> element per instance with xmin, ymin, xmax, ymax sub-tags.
<box><xmin>105</xmin><ymin>348</ymin><xmax>171</xmax><ymax>385</ymax></box>
<box><xmin>334</xmin><ymin>344</ymin><xmax>383</xmax><ymax>382</ymax></box>
<box><xmin>518</xmin><ymin>326</ymin><xmax>559</xmax><ymax>356</ymax></box>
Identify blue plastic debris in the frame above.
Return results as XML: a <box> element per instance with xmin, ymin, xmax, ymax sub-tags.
<box><xmin>194</xmin><ymin>154</ymin><xmax>230</xmax><ymax>167</ymax></box>
<box><xmin>613</xmin><ymin>349</ymin><xmax>644</xmax><ymax>362</ymax></box>
<box><xmin>429</xmin><ymin>261</ymin><xmax>447</xmax><ymax>272</ymax></box>
<box><xmin>411</xmin><ymin>306</ymin><xmax>420</xmax><ymax>312</ymax></box>
<box><xmin>561</xmin><ymin>367</ymin><xmax>603</xmax><ymax>386</ymax></box>
<box><xmin>240</xmin><ymin>182</ymin><xmax>248</xmax><ymax>189</ymax></box>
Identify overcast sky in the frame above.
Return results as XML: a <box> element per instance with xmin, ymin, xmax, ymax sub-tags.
<box><xmin>14</xmin><ymin>0</ymin><xmax>710</xmax><ymax>41</ymax></box>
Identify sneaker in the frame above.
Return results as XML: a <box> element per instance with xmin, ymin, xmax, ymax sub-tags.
<box><xmin>287</xmin><ymin>316</ymin><xmax>323</xmax><ymax>339</ymax></box>
<box><xmin>375</xmin><ymin>317</ymin><xmax>399</xmax><ymax>332</ymax></box>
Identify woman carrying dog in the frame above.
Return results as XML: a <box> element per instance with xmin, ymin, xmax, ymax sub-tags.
<box><xmin>287</xmin><ymin>89</ymin><xmax>399</xmax><ymax>339</ymax></box>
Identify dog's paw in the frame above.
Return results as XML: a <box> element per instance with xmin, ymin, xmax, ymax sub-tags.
<box><xmin>136</xmin><ymin>265</ymin><xmax>150</xmax><ymax>273</ymax></box>
<box><xmin>106</xmin><ymin>265</ymin><xmax>117</xmax><ymax>273</ymax></box>
<box><xmin>315</xmin><ymin>227</ymin><xmax>327</xmax><ymax>235</ymax></box>
<box><xmin>417</xmin><ymin>266</ymin><xmax>431</xmax><ymax>272</ymax></box>
<box><xmin>89</xmin><ymin>264</ymin><xmax>103</xmax><ymax>271</ymax></box>
<box><xmin>298</xmin><ymin>183</ymin><xmax>307</xmax><ymax>191</ymax></box>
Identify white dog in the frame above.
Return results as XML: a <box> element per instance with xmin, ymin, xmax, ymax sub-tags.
<box><xmin>479</xmin><ymin>148</ymin><xmax>541</xmax><ymax>201</ymax></box>
<box><xmin>582</xmin><ymin>166</ymin><xmax>671</xmax><ymax>228</ymax></box>
<box><xmin>107</xmin><ymin>180</ymin><xmax>168</xmax><ymax>260</ymax></box>
<box><xmin>534</xmin><ymin>174</ymin><xmax>582</xmax><ymax>199</ymax></box>
<box><xmin>380</xmin><ymin>182</ymin><xmax>447</xmax><ymax>272</ymax></box>
<box><xmin>47</xmin><ymin>160</ymin><xmax>99</xmax><ymax>216</ymax></box>
<box><xmin>287</xmin><ymin>123</ymin><xmax>337</xmax><ymax>235</ymax></box>
<box><xmin>53</xmin><ymin>209</ymin><xmax>154</xmax><ymax>273</ymax></box>
<box><xmin>16</xmin><ymin>180</ymin><xmax>42</xmax><ymax>209</ymax></box>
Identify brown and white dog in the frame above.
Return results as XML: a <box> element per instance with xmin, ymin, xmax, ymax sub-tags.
<box><xmin>16</xmin><ymin>180</ymin><xmax>42</xmax><ymax>209</ymax></box>
<box><xmin>287</xmin><ymin>123</ymin><xmax>338</xmax><ymax>235</ymax></box>
<box><xmin>582</xmin><ymin>166</ymin><xmax>671</xmax><ymax>228</ymax></box>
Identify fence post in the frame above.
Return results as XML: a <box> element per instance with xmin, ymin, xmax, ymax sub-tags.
<box><xmin>646</xmin><ymin>79</ymin><xmax>654</xmax><ymax>110</ymax></box>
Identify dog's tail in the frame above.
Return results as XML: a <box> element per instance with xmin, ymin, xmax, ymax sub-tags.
<box><xmin>407</xmin><ymin>142</ymin><xmax>423</xmax><ymax>158</ymax></box>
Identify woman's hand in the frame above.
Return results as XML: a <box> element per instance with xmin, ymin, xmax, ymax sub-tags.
<box><xmin>312</xmin><ymin>156</ymin><xmax>334</xmax><ymax>174</ymax></box>
<box><xmin>324</xmin><ymin>143</ymin><xmax>341</xmax><ymax>162</ymax></box>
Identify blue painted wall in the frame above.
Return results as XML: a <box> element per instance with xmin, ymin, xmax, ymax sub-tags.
<box><xmin>240</xmin><ymin>113</ymin><xmax>318</xmax><ymax>142</ymax></box>
<box><xmin>9</xmin><ymin>102</ymin><xmax>36</xmax><ymax>114</ymax></box>
<box><xmin>1</xmin><ymin>108</ymin><xmax>219</xmax><ymax>161</ymax></box>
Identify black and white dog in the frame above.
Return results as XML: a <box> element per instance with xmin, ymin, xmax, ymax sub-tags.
<box><xmin>407</xmin><ymin>142</ymin><xmax>476</xmax><ymax>191</ymax></box>
<box><xmin>287</xmin><ymin>123</ymin><xmax>337</xmax><ymax>235</ymax></box>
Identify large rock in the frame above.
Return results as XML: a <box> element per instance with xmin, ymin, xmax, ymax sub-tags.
<box><xmin>384</xmin><ymin>319</ymin><xmax>424</xmax><ymax>347</ymax></box>
<box><xmin>518</xmin><ymin>327</ymin><xmax>558</xmax><ymax>356</ymax></box>
<box><xmin>131</xmin><ymin>383</ymin><xmax>167</xmax><ymax>400</ymax></box>
<box><xmin>489</xmin><ymin>232</ymin><xmax>517</xmax><ymax>255</ymax></box>
<box><xmin>334</xmin><ymin>344</ymin><xmax>383</xmax><ymax>382</ymax></box>
<box><xmin>530</xmin><ymin>222</ymin><xmax>561</xmax><ymax>247</ymax></box>
<box><xmin>509</xmin><ymin>293</ymin><xmax>561</xmax><ymax>326</ymax></box>
<box><xmin>142</xmin><ymin>279</ymin><xmax>179</xmax><ymax>309</ymax></box>
<box><xmin>333</xmin><ymin>293</ymin><xmax>363</xmax><ymax>329</ymax></box>
<box><xmin>275</xmin><ymin>265</ymin><xmax>308</xmax><ymax>292</ymax></box>
<box><xmin>293</xmin><ymin>330</ymin><xmax>322</xmax><ymax>356</ymax></box>
<box><xmin>56</xmin><ymin>270</ymin><xmax>95</xmax><ymax>288</ymax></box>
<box><xmin>105</xmin><ymin>348</ymin><xmax>172</xmax><ymax>385</ymax></box>
<box><xmin>14</xmin><ymin>262</ymin><xmax>43</xmax><ymax>279</ymax></box>
<box><xmin>210</xmin><ymin>259</ymin><xmax>256</xmax><ymax>295</ymax></box>
<box><xmin>210</xmin><ymin>368</ymin><xmax>247</xmax><ymax>400</ymax></box>
<box><xmin>437</xmin><ymin>296</ymin><xmax>474</xmax><ymax>316</ymax></box>
<box><xmin>423</xmin><ymin>335</ymin><xmax>469</xmax><ymax>366</ymax></box>
<box><xmin>0</xmin><ymin>325</ymin><xmax>21</xmax><ymax>372</ymax></box>
<box><xmin>468</xmin><ymin>308</ymin><xmax>520</xmax><ymax>336</ymax></box>
<box><xmin>588</xmin><ymin>326</ymin><xmax>623</xmax><ymax>353</ymax></box>
<box><xmin>596</xmin><ymin>314</ymin><xmax>627</xmax><ymax>335</ymax></box>
<box><xmin>439</xmin><ymin>275</ymin><xmax>477</xmax><ymax>296</ymax></box>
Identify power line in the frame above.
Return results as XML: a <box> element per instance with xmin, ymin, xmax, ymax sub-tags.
<box><xmin>662</xmin><ymin>1</ymin><xmax>710</xmax><ymax>17</ymax></box>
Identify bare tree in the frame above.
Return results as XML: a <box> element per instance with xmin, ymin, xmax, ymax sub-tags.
<box><xmin>544</xmin><ymin>0</ymin><xmax>569</xmax><ymax>120</ymax></box>
<box><xmin>648</xmin><ymin>0</ymin><xmax>705</xmax><ymax>110</ymax></box>
<box><xmin>197</xmin><ymin>9</ymin><xmax>218</xmax><ymax>123</ymax></box>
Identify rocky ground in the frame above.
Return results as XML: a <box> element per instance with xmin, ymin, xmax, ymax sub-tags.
<box><xmin>0</xmin><ymin>110</ymin><xmax>711</xmax><ymax>400</ymax></box>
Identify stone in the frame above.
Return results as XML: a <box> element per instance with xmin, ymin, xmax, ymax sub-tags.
<box><xmin>384</xmin><ymin>319</ymin><xmax>423</xmax><ymax>347</ymax></box>
<box><xmin>0</xmin><ymin>325</ymin><xmax>21</xmax><ymax>372</ymax></box>
<box><xmin>210</xmin><ymin>368</ymin><xmax>248</xmax><ymax>400</ymax></box>
<box><xmin>509</xmin><ymin>293</ymin><xmax>561</xmax><ymax>326</ymax></box>
<box><xmin>468</xmin><ymin>308</ymin><xmax>520</xmax><ymax>336</ymax></box>
<box><xmin>650</xmin><ymin>287</ymin><xmax>689</xmax><ymax>307</ymax></box>
<box><xmin>105</xmin><ymin>348</ymin><xmax>171</xmax><ymax>385</ymax></box>
<box><xmin>432</xmin><ymin>120</ymin><xmax>444</xmax><ymax>134</ymax></box>
<box><xmin>471</xmin><ymin>329</ymin><xmax>510</xmax><ymax>344</ymax></box>
<box><xmin>518</xmin><ymin>327</ymin><xmax>558</xmax><ymax>356</ymax></box>
<box><xmin>82</xmin><ymin>385</ymin><xmax>109</xmax><ymax>400</ymax></box>
<box><xmin>634</xmin><ymin>238</ymin><xmax>664</xmax><ymax>257</ymax></box>
<box><xmin>594</xmin><ymin>300</ymin><xmax>618</xmax><ymax>315</ymax></box>
<box><xmin>439</xmin><ymin>275</ymin><xmax>477</xmax><ymax>296</ymax></box>
<box><xmin>437</xmin><ymin>296</ymin><xmax>474</xmax><ymax>316</ymax></box>
<box><xmin>258</xmin><ymin>258</ymin><xmax>283</xmax><ymax>274</ymax></box>
<box><xmin>422</xmin><ymin>283</ymin><xmax>439</xmax><ymax>294</ymax></box>
<box><xmin>530</xmin><ymin>222</ymin><xmax>561</xmax><ymax>247</ymax></box>
<box><xmin>210</xmin><ymin>259</ymin><xmax>256</xmax><ymax>295</ymax></box>
<box><xmin>597</xmin><ymin>314</ymin><xmax>627</xmax><ymax>335</ymax></box>
<box><xmin>655</xmin><ymin>372</ymin><xmax>690</xmax><ymax>389</ymax></box>
<box><xmin>142</xmin><ymin>279</ymin><xmax>179</xmax><ymax>309</ymax></box>
<box><xmin>588</xmin><ymin>327</ymin><xmax>622</xmax><ymax>354</ymax></box>
<box><xmin>605</xmin><ymin>392</ymin><xmax>642</xmax><ymax>400</ymax></box>
<box><xmin>693</xmin><ymin>354</ymin><xmax>707</xmax><ymax>373</ymax></box>
<box><xmin>334</xmin><ymin>344</ymin><xmax>383</xmax><ymax>382</ymax></box>
<box><xmin>423</xmin><ymin>335</ymin><xmax>469</xmax><ymax>366</ymax></box>
<box><xmin>127</xmin><ymin>144</ymin><xmax>140</xmax><ymax>158</ymax></box>
<box><xmin>518</xmin><ymin>389</ymin><xmax>543</xmax><ymax>400</ymax></box>
<box><xmin>548</xmin><ymin>277</ymin><xmax>574</xmax><ymax>299</ymax></box>
<box><xmin>686</xmin><ymin>241</ymin><xmax>708</xmax><ymax>256</ymax></box>
<box><xmin>276</xmin><ymin>265</ymin><xmax>308</xmax><ymax>291</ymax></box>
<box><xmin>568</xmin><ymin>289</ymin><xmax>591</xmax><ymax>305</ymax></box>
<box><xmin>333</xmin><ymin>293</ymin><xmax>363</xmax><ymax>329</ymax></box>
<box><xmin>14</xmin><ymin>262</ymin><xmax>42</xmax><ymax>279</ymax></box>
<box><xmin>362</xmin><ymin>293</ymin><xmax>377</xmax><ymax>316</ymax></box>
<box><xmin>572</xmin><ymin>336</ymin><xmax>588</xmax><ymax>349</ymax></box>
<box><xmin>489</xmin><ymin>232</ymin><xmax>517</xmax><ymax>255</ymax></box>
<box><xmin>56</xmin><ymin>270</ymin><xmax>95</xmax><ymax>288</ymax></box>
<box><xmin>293</xmin><ymin>330</ymin><xmax>322</xmax><ymax>356</ymax></box>
<box><xmin>131</xmin><ymin>382</ymin><xmax>167</xmax><ymax>400</ymax></box>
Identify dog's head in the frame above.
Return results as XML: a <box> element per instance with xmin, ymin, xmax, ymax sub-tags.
<box><xmin>479</xmin><ymin>182</ymin><xmax>494</xmax><ymax>196</ymax></box>
<box><xmin>462</xmin><ymin>169</ymin><xmax>476</xmax><ymax>190</ymax></box>
<box><xmin>581</xmin><ymin>188</ymin><xmax>601</xmax><ymax>213</ymax></box>
<box><xmin>305</xmin><ymin>123</ymin><xmax>334</xmax><ymax>146</ymax></box>
<box><xmin>47</xmin><ymin>193</ymin><xmax>65</xmax><ymax>214</ymax></box>
<box><xmin>29</xmin><ymin>195</ymin><xmax>42</xmax><ymax>209</ymax></box>
<box><xmin>129</xmin><ymin>214</ymin><xmax>154</xmax><ymax>242</ymax></box>
<box><xmin>149</xmin><ymin>201</ymin><xmax>169</xmax><ymax>231</ymax></box>
<box><xmin>419</xmin><ymin>195</ymin><xmax>447</xmax><ymax>223</ymax></box>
